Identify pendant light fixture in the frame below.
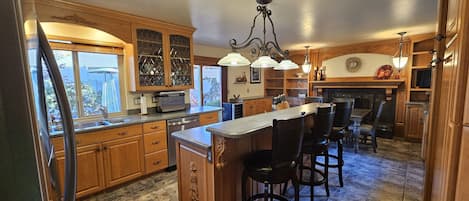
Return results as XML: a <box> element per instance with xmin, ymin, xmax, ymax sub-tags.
<box><xmin>301</xmin><ymin>46</ymin><xmax>312</xmax><ymax>73</ymax></box>
<box><xmin>217</xmin><ymin>0</ymin><xmax>297</xmax><ymax>69</ymax></box>
<box><xmin>392</xmin><ymin>32</ymin><xmax>408</xmax><ymax>70</ymax></box>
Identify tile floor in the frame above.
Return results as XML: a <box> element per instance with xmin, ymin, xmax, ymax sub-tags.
<box><xmin>83</xmin><ymin>138</ymin><xmax>424</xmax><ymax>201</ymax></box>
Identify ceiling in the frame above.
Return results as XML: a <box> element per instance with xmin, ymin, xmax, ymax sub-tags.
<box><xmin>68</xmin><ymin>0</ymin><xmax>439</xmax><ymax>50</ymax></box>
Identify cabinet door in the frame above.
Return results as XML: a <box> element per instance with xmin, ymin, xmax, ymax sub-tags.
<box><xmin>199</xmin><ymin>112</ymin><xmax>219</xmax><ymax>126</ymax></box>
<box><xmin>56</xmin><ymin>144</ymin><xmax>105</xmax><ymax>198</ymax></box>
<box><xmin>102</xmin><ymin>135</ymin><xmax>144</xmax><ymax>187</ymax></box>
<box><xmin>405</xmin><ymin>105</ymin><xmax>424</xmax><ymax>139</ymax></box>
<box><xmin>168</xmin><ymin>34</ymin><xmax>194</xmax><ymax>89</ymax></box>
<box><xmin>132</xmin><ymin>25</ymin><xmax>168</xmax><ymax>91</ymax></box>
<box><xmin>178</xmin><ymin>144</ymin><xmax>211</xmax><ymax>201</ymax></box>
<box><xmin>243</xmin><ymin>100</ymin><xmax>256</xmax><ymax>117</ymax></box>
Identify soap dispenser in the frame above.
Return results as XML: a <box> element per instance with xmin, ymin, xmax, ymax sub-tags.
<box><xmin>140</xmin><ymin>93</ymin><xmax>148</xmax><ymax>115</ymax></box>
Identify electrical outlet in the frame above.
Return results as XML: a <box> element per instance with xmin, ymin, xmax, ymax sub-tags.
<box><xmin>134</xmin><ymin>97</ymin><xmax>141</xmax><ymax>105</ymax></box>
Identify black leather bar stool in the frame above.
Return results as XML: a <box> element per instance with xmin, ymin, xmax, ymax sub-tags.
<box><xmin>299</xmin><ymin>107</ymin><xmax>335</xmax><ymax>200</ymax></box>
<box><xmin>317</xmin><ymin>100</ymin><xmax>353</xmax><ymax>187</ymax></box>
<box><xmin>242</xmin><ymin>114</ymin><xmax>305</xmax><ymax>201</ymax></box>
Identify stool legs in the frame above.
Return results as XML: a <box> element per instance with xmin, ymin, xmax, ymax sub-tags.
<box><xmin>242</xmin><ymin>170</ymin><xmax>248</xmax><ymax>201</ymax></box>
<box><xmin>337</xmin><ymin>139</ymin><xmax>344</xmax><ymax>187</ymax></box>
<box><xmin>324</xmin><ymin>150</ymin><xmax>330</xmax><ymax>196</ymax></box>
<box><xmin>310</xmin><ymin>154</ymin><xmax>315</xmax><ymax>200</ymax></box>
<box><xmin>292</xmin><ymin>176</ymin><xmax>300</xmax><ymax>201</ymax></box>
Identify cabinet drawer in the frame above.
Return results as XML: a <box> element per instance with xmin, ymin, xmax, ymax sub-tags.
<box><xmin>143</xmin><ymin>132</ymin><xmax>167</xmax><ymax>153</ymax></box>
<box><xmin>52</xmin><ymin>124</ymin><xmax>142</xmax><ymax>151</ymax></box>
<box><xmin>145</xmin><ymin>150</ymin><xmax>168</xmax><ymax>174</ymax></box>
<box><xmin>143</xmin><ymin>121</ymin><xmax>167</xmax><ymax>134</ymax></box>
<box><xmin>199</xmin><ymin>112</ymin><xmax>219</xmax><ymax>126</ymax></box>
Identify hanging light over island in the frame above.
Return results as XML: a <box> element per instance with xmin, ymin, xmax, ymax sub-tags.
<box><xmin>217</xmin><ymin>0</ymin><xmax>297</xmax><ymax>70</ymax></box>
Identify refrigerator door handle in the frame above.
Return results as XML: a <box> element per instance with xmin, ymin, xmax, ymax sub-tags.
<box><xmin>38</xmin><ymin>22</ymin><xmax>77</xmax><ymax>201</ymax></box>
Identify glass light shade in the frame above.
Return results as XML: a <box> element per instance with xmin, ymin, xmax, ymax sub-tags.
<box><xmin>302</xmin><ymin>63</ymin><xmax>312</xmax><ymax>73</ymax></box>
<box><xmin>251</xmin><ymin>56</ymin><xmax>279</xmax><ymax>68</ymax></box>
<box><xmin>392</xmin><ymin>56</ymin><xmax>408</xmax><ymax>69</ymax></box>
<box><xmin>217</xmin><ymin>52</ymin><xmax>251</xmax><ymax>67</ymax></box>
<box><xmin>274</xmin><ymin>59</ymin><xmax>299</xmax><ymax>70</ymax></box>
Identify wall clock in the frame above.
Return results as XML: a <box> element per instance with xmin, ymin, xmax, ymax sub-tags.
<box><xmin>346</xmin><ymin>57</ymin><xmax>361</xmax><ymax>72</ymax></box>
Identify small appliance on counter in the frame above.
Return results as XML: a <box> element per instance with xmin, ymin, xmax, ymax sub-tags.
<box><xmin>154</xmin><ymin>91</ymin><xmax>186</xmax><ymax>113</ymax></box>
<box><xmin>222</xmin><ymin>102</ymin><xmax>243</xmax><ymax>121</ymax></box>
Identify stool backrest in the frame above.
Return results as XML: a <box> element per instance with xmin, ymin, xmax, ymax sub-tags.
<box><xmin>371</xmin><ymin>100</ymin><xmax>387</xmax><ymax>133</ymax></box>
<box><xmin>313</xmin><ymin>107</ymin><xmax>335</xmax><ymax>140</ymax></box>
<box><xmin>333</xmin><ymin>101</ymin><xmax>354</xmax><ymax>127</ymax></box>
<box><xmin>271</xmin><ymin>114</ymin><xmax>305</xmax><ymax>169</ymax></box>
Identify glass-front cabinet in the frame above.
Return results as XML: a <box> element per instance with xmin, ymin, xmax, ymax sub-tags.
<box><xmin>130</xmin><ymin>24</ymin><xmax>194</xmax><ymax>91</ymax></box>
<box><xmin>169</xmin><ymin>34</ymin><xmax>193</xmax><ymax>87</ymax></box>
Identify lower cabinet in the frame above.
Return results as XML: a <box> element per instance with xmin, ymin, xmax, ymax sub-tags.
<box><xmin>199</xmin><ymin>111</ymin><xmax>220</xmax><ymax>126</ymax></box>
<box><xmin>405</xmin><ymin>103</ymin><xmax>426</xmax><ymax>140</ymax></box>
<box><xmin>177</xmin><ymin>142</ymin><xmax>213</xmax><ymax>201</ymax></box>
<box><xmin>243</xmin><ymin>97</ymin><xmax>273</xmax><ymax>117</ymax></box>
<box><xmin>102</xmin><ymin>135</ymin><xmax>145</xmax><ymax>187</ymax></box>
<box><xmin>56</xmin><ymin>143</ymin><xmax>105</xmax><ymax>198</ymax></box>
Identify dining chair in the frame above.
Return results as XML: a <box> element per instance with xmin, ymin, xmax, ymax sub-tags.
<box><xmin>359</xmin><ymin>100</ymin><xmax>386</xmax><ymax>153</ymax></box>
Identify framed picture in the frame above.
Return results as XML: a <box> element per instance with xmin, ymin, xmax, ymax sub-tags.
<box><xmin>250</xmin><ymin>68</ymin><xmax>261</xmax><ymax>84</ymax></box>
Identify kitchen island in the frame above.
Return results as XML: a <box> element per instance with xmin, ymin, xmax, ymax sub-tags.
<box><xmin>172</xmin><ymin>103</ymin><xmax>332</xmax><ymax>201</ymax></box>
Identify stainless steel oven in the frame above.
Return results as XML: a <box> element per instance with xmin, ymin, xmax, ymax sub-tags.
<box><xmin>166</xmin><ymin>115</ymin><xmax>200</xmax><ymax>168</ymax></box>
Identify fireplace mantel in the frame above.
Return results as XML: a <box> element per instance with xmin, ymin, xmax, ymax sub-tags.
<box><xmin>311</xmin><ymin>77</ymin><xmax>405</xmax><ymax>100</ymax></box>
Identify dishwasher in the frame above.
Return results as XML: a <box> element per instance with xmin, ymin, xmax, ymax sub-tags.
<box><xmin>167</xmin><ymin>115</ymin><xmax>200</xmax><ymax>169</ymax></box>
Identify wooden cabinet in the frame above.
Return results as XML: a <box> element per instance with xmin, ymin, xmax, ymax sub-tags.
<box><xmin>55</xmin><ymin>144</ymin><xmax>105</xmax><ymax>198</ymax></box>
<box><xmin>102</xmin><ymin>135</ymin><xmax>145</xmax><ymax>187</ymax></box>
<box><xmin>176</xmin><ymin>143</ymin><xmax>213</xmax><ymax>201</ymax></box>
<box><xmin>199</xmin><ymin>111</ymin><xmax>219</xmax><ymax>126</ymax></box>
<box><xmin>243</xmin><ymin>97</ymin><xmax>273</xmax><ymax>117</ymax></box>
<box><xmin>130</xmin><ymin>23</ymin><xmax>194</xmax><ymax>91</ymax></box>
<box><xmin>404</xmin><ymin>104</ymin><xmax>426</xmax><ymax>139</ymax></box>
<box><xmin>51</xmin><ymin>124</ymin><xmax>144</xmax><ymax>198</ymax></box>
<box><xmin>142</xmin><ymin>120</ymin><xmax>169</xmax><ymax>174</ymax></box>
<box><xmin>264</xmin><ymin>65</ymin><xmax>309</xmax><ymax>107</ymax></box>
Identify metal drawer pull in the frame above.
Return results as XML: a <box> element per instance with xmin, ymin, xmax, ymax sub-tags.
<box><xmin>117</xmin><ymin>131</ymin><xmax>127</xmax><ymax>136</ymax></box>
<box><xmin>153</xmin><ymin>160</ymin><xmax>161</xmax><ymax>165</ymax></box>
<box><xmin>152</xmin><ymin>141</ymin><xmax>160</xmax><ymax>145</ymax></box>
<box><xmin>150</xmin><ymin>126</ymin><xmax>159</xmax><ymax>129</ymax></box>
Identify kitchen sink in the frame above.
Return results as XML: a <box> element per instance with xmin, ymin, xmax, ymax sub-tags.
<box><xmin>50</xmin><ymin>117</ymin><xmax>134</xmax><ymax>133</ymax></box>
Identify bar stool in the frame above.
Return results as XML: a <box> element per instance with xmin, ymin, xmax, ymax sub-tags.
<box><xmin>299</xmin><ymin>107</ymin><xmax>335</xmax><ymax>199</ymax></box>
<box><xmin>242</xmin><ymin>114</ymin><xmax>305</xmax><ymax>201</ymax></box>
<box><xmin>317</xmin><ymin>100</ymin><xmax>353</xmax><ymax>187</ymax></box>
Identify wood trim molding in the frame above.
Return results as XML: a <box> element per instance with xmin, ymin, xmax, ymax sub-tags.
<box><xmin>214</xmin><ymin>136</ymin><xmax>226</xmax><ymax>170</ymax></box>
<box><xmin>189</xmin><ymin>161</ymin><xmax>200</xmax><ymax>201</ymax></box>
<box><xmin>194</xmin><ymin>56</ymin><xmax>219</xmax><ymax>66</ymax></box>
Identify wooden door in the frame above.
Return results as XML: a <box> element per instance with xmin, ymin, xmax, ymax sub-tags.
<box><xmin>243</xmin><ymin>100</ymin><xmax>257</xmax><ymax>117</ymax></box>
<box><xmin>405</xmin><ymin>105</ymin><xmax>424</xmax><ymax>139</ymax></box>
<box><xmin>102</xmin><ymin>135</ymin><xmax>144</xmax><ymax>187</ymax></box>
<box><xmin>177</xmin><ymin>144</ymin><xmax>211</xmax><ymax>201</ymax></box>
<box><xmin>55</xmin><ymin>144</ymin><xmax>105</xmax><ymax>198</ymax></box>
<box><xmin>455</xmin><ymin>127</ymin><xmax>469</xmax><ymax>200</ymax></box>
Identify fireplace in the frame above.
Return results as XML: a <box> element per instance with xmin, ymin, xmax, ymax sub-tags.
<box><xmin>323</xmin><ymin>88</ymin><xmax>396</xmax><ymax>138</ymax></box>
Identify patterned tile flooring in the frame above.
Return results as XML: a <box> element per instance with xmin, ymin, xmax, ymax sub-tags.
<box><xmin>83</xmin><ymin>138</ymin><xmax>424</xmax><ymax>201</ymax></box>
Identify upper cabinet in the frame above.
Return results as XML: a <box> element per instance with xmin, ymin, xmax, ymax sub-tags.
<box><xmin>130</xmin><ymin>24</ymin><xmax>194</xmax><ymax>91</ymax></box>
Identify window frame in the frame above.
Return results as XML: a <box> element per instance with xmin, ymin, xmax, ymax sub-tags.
<box><xmin>49</xmin><ymin>42</ymin><xmax>126</xmax><ymax>120</ymax></box>
<box><xmin>191</xmin><ymin>65</ymin><xmax>222</xmax><ymax>107</ymax></box>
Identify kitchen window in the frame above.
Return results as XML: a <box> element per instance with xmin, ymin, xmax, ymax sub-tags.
<box><xmin>190</xmin><ymin>65</ymin><xmax>222</xmax><ymax>107</ymax></box>
<box><xmin>45</xmin><ymin>42</ymin><xmax>124</xmax><ymax>119</ymax></box>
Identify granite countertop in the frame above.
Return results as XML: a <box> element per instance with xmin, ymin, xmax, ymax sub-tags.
<box><xmin>50</xmin><ymin>106</ymin><xmax>222</xmax><ymax>137</ymax></box>
<box><xmin>171</xmin><ymin>124</ymin><xmax>221</xmax><ymax>150</ymax></box>
<box><xmin>207</xmin><ymin>103</ymin><xmax>332</xmax><ymax>138</ymax></box>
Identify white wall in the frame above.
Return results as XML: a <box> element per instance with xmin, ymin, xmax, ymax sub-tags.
<box><xmin>323</xmin><ymin>53</ymin><xmax>393</xmax><ymax>78</ymax></box>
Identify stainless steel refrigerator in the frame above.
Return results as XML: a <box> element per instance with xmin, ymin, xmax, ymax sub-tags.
<box><xmin>0</xmin><ymin>0</ymin><xmax>77</xmax><ymax>200</ymax></box>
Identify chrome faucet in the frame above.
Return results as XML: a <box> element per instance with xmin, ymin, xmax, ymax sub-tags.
<box><xmin>99</xmin><ymin>106</ymin><xmax>108</xmax><ymax>120</ymax></box>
